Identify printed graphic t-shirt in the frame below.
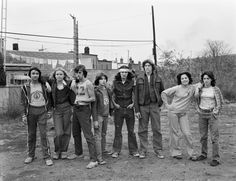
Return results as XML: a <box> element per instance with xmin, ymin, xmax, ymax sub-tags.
<box><xmin>74</xmin><ymin>79</ymin><xmax>93</xmax><ymax>105</ymax></box>
<box><xmin>30</xmin><ymin>83</ymin><xmax>46</xmax><ymax>107</ymax></box>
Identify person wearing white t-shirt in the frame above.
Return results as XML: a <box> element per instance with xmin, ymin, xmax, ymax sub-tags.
<box><xmin>194</xmin><ymin>71</ymin><xmax>223</xmax><ymax>167</ymax></box>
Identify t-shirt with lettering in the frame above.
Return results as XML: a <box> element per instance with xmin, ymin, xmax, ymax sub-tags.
<box><xmin>74</xmin><ymin>79</ymin><xmax>93</xmax><ymax>105</ymax></box>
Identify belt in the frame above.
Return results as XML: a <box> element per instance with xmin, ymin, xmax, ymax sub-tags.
<box><xmin>199</xmin><ymin>108</ymin><xmax>213</xmax><ymax>113</ymax></box>
<box><xmin>74</xmin><ymin>104</ymin><xmax>89</xmax><ymax>107</ymax></box>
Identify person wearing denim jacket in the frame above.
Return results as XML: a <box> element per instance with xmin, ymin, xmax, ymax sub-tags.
<box><xmin>111</xmin><ymin>65</ymin><xmax>139</xmax><ymax>158</ymax></box>
<box><xmin>194</xmin><ymin>71</ymin><xmax>224</xmax><ymax>166</ymax></box>
<box><xmin>92</xmin><ymin>72</ymin><xmax>114</xmax><ymax>165</ymax></box>
<box><xmin>21</xmin><ymin>67</ymin><xmax>53</xmax><ymax>166</ymax></box>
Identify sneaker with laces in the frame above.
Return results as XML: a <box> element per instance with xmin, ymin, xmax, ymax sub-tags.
<box><xmin>155</xmin><ymin>151</ymin><xmax>165</xmax><ymax>159</ymax></box>
<box><xmin>67</xmin><ymin>153</ymin><xmax>83</xmax><ymax>160</ymax></box>
<box><xmin>111</xmin><ymin>152</ymin><xmax>119</xmax><ymax>158</ymax></box>
<box><xmin>189</xmin><ymin>155</ymin><xmax>198</xmax><ymax>161</ymax></box>
<box><xmin>86</xmin><ymin>161</ymin><xmax>98</xmax><ymax>169</ymax></box>
<box><xmin>131</xmin><ymin>152</ymin><xmax>140</xmax><ymax>157</ymax></box>
<box><xmin>53</xmin><ymin>152</ymin><xmax>60</xmax><ymax>160</ymax></box>
<box><xmin>98</xmin><ymin>160</ymin><xmax>107</xmax><ymax>165</ymax></box>
<box><xmin>24</xmin><ymin>157</ymin><xmax>34</xmax><ymax>164</ymax></box>
<box><xmin>45</xmin><ymin>159</ymin><xmax>53</xmax><ymax>166</ymax></box>
<box><xmin>139</xmin><ymin>153</ymin><xmax>146</xmax><ymax>159</ymax></box>
<box><xmin>61</xmin><ymin>152</ymin><xmax>68</xmax><ymax>159</ymax></box>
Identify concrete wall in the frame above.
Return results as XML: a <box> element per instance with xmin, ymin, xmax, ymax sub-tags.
<box><xmin>0</xmin><ymin>85</ymin><xmax>23</xmax><ymax>114</ymax></box>
<box><xmin>0</xmin><ymin>69</ymin><xmax>119</xmax><ymax>114</ymax></box>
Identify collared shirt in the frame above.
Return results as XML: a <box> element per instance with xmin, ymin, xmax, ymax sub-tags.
<box><xmin>144</xmin><ymin>73</ymin><xmax>157</xmax><ymax>105</ymax></box>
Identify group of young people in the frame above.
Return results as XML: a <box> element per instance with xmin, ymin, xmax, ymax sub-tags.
<box><xmin>21</xmin><ymin>59</ymin><xmax>223</xmax><ymax>169</ymax></box>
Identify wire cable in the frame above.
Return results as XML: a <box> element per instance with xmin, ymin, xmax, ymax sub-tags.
<box><xmin>2</xmin><ymin>31</ymin><xmax>152</xmax><ymax>42</ymax></box>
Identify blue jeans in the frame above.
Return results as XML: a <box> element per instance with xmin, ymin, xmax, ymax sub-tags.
<box><xmin>138</xmin><ymin>103</ymin><xmax>162</xmax><ymax>154</ymax></box>
<box><xmin>72</xmin><ymin>105</ymin><xmax>97</xmax><ymax>161</ymax></box>
<box><xmin>53</xmin><ymin>103</ymin><xmax>72</xmax><ymax>153</ymax></box>
<box><xmin>112</xmin><ymin>108</ymin><xmax>138</xmax><ymax>154</ymax></box>
<box><xmin>27</xmin><ymin>106</ymin><xmax>51</xmax><ymax>159</ymax></box>
<box><xmin>198</xmin><ymin>113</ymin><xmax>220</xmax><ymax>161</ymax></box>
<box><xmin>94</xmin><ymin>115</ymin><xmax>108</xmax><ymax>161</ymax></box>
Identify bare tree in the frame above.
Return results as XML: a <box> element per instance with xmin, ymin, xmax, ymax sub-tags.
<box><xmin>202</xmin><ymin>40</ymin><xmax>231</xmax><ymax>58</ymax></box>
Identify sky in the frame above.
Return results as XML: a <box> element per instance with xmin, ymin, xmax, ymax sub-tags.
<box><xmin>3</xmin><ymin>0</ymin><xmax>236</xmax><ymax>63</ymax></box>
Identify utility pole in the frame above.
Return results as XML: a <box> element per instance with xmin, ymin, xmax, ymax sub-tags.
<box><xmin>1</xmin><ymin>0</ymin><xmax>7</xmax><ymax>70</ymax></box>
<box><xmin>70</xmin><ymin>14</ymin><xmax>79</xmax><ymax>65</ymax></box>
<box><xmin>152</xmin><ymin>5</ymin><xmax>157</xmax><ymax>65</ymax></box>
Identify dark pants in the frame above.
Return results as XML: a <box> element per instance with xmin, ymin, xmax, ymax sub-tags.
<box><xmin>94</xmin><ymin>115</ymin><xmax>108</xmax><ymax>161</ymax></box>
<box><xmin>72</xmin><ymin>105</ymin><xmax>97</xmax><ymax>161</ymax></box>
<box><xmin>53</xmin><ymin>103</ymin><xmax>72</xmax><ymax>153</ymax></box>
<box><xmin>112</xmin><ymin>108</ymin><xmax>138</xmax><ymax>154</ymax></box>
<box><xmin>138</xmin><ymin>103</ymin><xmax>162</xmax><ymax>154</ymax></box>
<box><xmin>27</xmin><ymin>106</ymin><xmax>51</xmax><ymax>159</ymax></box>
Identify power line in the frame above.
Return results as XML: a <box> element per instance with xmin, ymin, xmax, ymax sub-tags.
<box><xmin>7</xmin><ymin>36</ymin><xmax>152</xmax><ymax>47</ymax></box>
<box><xmin>1</xmin><ymin>31</ymin><xmax>152</xmax><ymax>43</ymax></box>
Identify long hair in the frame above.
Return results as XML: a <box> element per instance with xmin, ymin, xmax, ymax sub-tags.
<box><xmin>51</xmin><ymin>67</ymin><xmax>70</xmax><ymax>81</ymax></box>
<box><xmin>28</xmin><ymin>67</ymin><xmax>44</xmax><ymax>84</ymax></box>
<box><xmin>114</xmin><ymin>71</ymin><xmax>133</xmax><ymax>81</ymax></box>
<box><xmin>74</xmin><ymin>64</ymin><xmax>87</xmax><ymax>78</ymax></box>
<box><xmin>201</xmin><ymin>71</ymin><xmax>216</xmax><ymax>86</ymax></box>
<box><xmin>176</xmin><ymin>72</ymin><xmax>193</xmax><ymax>85</ymax></box>
<box><xmin>142</xmin><ymin>59</ymin><xmax>155</xmax><ymax>73</ymax></box>
<box><xmin>94</xmin><ymin>72</ymin><xmax>108</xmax><ymax>86</ymax></box>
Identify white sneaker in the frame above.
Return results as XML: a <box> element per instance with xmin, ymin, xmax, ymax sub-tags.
<box><xmin>67</xmin><ymin>153</ymin><xmax>83</xmax><ymax>160</ymax></box>
<box><xmin>61</xmin><ymin>152</ymin><xmax>68</xmax><ymax>159</ymax></box>
<box><xmin>45</xmin><ymin>159</ymin><xmax>53</xmax><ymax>166</ymax></box>
<box><xmin>86</xmin><ymin>161</ymin><xmax>98</xmax><ymax>169</ymax></box>
<box><xmin>24</xmin><ymin>157</ymin><xmax>34</xmax><ymax>164</ymax></box>
<box><xmin>111</xmin><ymin>152</ymin><xmax>119</xmax><ymax>158</ymax></box>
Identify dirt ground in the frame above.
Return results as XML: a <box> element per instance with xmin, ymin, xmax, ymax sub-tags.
<box><xmin>0</xmin><ymin>104</ymin><xmax>236</xmax><ymax>181</ymax></box>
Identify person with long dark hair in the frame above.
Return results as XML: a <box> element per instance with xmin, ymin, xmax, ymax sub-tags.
<box><xmin>111</xmin><ymin>65</ymin><xmax>139</xmax><ymax>158</ymax></box>
<box><xmin>50</xmin><ymin>67</ymin><xmax>75</xmax><ymax>160</ymax></box>
<box><xmin>21</xmin><ymin>67</ymin><xmax>53</xmax><ymax>166</ymax></box>
<box><xmin>194</xmin><ymin>71</ymin><xmax>223</xmax><ymax>166</ymax></box>
<box><xmin>134</xmin><ymin>60</ymin><xmax>165</xmax><ymax>159</ymax></box>
<box><xmin>161</xmin><ymin>72</ymin><xmax>197</xmax><ymax>160</ymax></box>
<box><xmin>92</xmin><ymin>72</ymin><xmax>113</xmax><ymax>165</ymax></box>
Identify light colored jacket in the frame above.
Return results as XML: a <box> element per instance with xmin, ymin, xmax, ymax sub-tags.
<box><xmin>195</xmin><ymin>86</ymin><xmax>224</xmax><ymax>115</ymax></box>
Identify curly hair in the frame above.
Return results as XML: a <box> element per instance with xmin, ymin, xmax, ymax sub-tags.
<box><xmin>201</xmin><ymin>71</ymin><xmax>216</xmax><ymax>86</ymax></box>
<box><xmin>142</xmin><ymin>59</ymin><xmax>155</xmax><ymax>72</ymax></box>
<box><xmin>176</xmin><ymin>72</ymin><xmax>193</xmax><ymax>85</ymax></box>
<box><xmin>74</xmin><ymin>64</ymin><xmax>87</xmax><ymax>78</ymax></box>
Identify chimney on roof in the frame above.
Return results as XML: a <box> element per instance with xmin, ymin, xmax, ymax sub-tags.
<box><xmin>84</xmin><ymin>47</ymin><xmax>89</xmax><ymax>54</ymax></box>
<box><xmin>13</xmin><ymin>43</ymin><xmax>19</xmax><ymax>51</ymax></box>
